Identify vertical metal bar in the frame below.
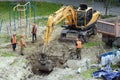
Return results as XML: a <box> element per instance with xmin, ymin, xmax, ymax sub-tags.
<box><xmin>26</xmin><ymin>5</ymin><xmax>28</xmax><ymax>37</ymax></box>
<box><xmin>32</xmin><ymin>5</ymin><xmax>36</xmax><ymax>23</ymax></box>
<box><xmin>17</xmin><ymin>10</ymin><xmax>19</xmax><ymax>28</ymax></box>
<box><xmin>8</xmin><ymin>3</ymin><xmax>11</xmax><ymax>27</ymax></box>
<box><xmin>14</xmin><ymin>11</ymin><xmax>16</xmax><ymax>31</ymax></box>
<box><xmin>28</xmin><ymin>3</ymin><xmax>31</xmax><ymax>35</ymax></box>
<box><xmin>20</xmin><ymin>11</ymin><xmax>22</xmax><ymax>31</ymax></box>
<box><xmin>0</xmin><ymin>19</ymin><xmax>3</xmax><ymax>32</ymax></box>
<box><xmin>34</xmin><ymin>5</ymin><xmax>36</xmax><ymax>23</ymax></box>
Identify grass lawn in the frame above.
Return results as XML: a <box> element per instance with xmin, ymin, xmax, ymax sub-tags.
<box><xmin>81</xmin><ymin>68</ymin><xmax>97</xmax><ymax>79</ymax></box>
<box><xmin>0</xmin><ymin>1</ymin><xmax>61</xmax><ymax>21</ymax></box>
<box><xmin>83</xmin><ymin>41</ymin><xmax>103</xmax><ymax>48</ymax></box>
<box><xmin>32</xmin><ymin>1</ymin><xmax>62</xmax><ymax>16</ymax></box>
<box><xmin>0</xmin><ymin>52</ymin><xmax>17</xmax><ymax>57</ymax></box>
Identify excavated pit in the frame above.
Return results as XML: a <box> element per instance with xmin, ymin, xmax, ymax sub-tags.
<box><xmin>26</xmin><ymin>30</ymin><xmax>108</xmax><ymax>76</ymax></box>
<box><xmin>26</xmin><ymin>39</ymin><xmax>76</xmax><ymax>75</ymax></box>
<box><xmin>27</xmin><ymin>52</ymin><xmax>69</xmax><ymax>75</ymax></box>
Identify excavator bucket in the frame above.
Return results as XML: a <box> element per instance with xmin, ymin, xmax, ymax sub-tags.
<box><xmin>39</xmin><ymin>53</ymin><xmax>54</xmax><ymax>72</ymax></box>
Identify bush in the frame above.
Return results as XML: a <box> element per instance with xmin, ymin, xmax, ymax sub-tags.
<box><xmin>101</xmin><ymin>14</ymin><xmax>116</xmax><ymax>19</ymax></box>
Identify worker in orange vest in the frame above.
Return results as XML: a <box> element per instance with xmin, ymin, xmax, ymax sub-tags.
<box><xmin>11</xmin><ymin>33</ymin><xmax>17</xmax><ymax>51</ymax></box>
<box><xmin>31</xmin><ymin>23</ymin><xmax>37</xmax><ymax>43</ymax></box>
<box><xmin>20</xmin><ymin>34</ymin><xmax>26</xmax><ymax>55</ymax></box>
<box><xmin>75</xmin><ymin>38</ymin><xmax>82</xmax><ymax>59</ymax></box>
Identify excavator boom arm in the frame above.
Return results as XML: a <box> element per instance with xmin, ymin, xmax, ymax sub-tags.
<box><xmin>43</xmin><ymin>6</ymin><xmax>77</xmax><ymax>49</ymax></box>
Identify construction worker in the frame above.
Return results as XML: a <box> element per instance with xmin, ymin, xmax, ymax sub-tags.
<box><xmin>11</xmin><ymin>33</ymin><xmax>17</xmax><ymax>51</ymax></box>
<box><xmin>20</xmin><ymin>34</ymin><xmax>26</xmax><ymax>55</ymax></box>
<box><xmin>75</xmin><ymin>38</ymin><xmax>82</xmax><ymax>59</ymax></box>
<box><xmin>31</xmin><ymin>23</ymin><xmax>37</xmax><ymax>43</ymax></box>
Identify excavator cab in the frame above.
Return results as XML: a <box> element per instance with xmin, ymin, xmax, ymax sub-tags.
<box><xmin>77</xmin><ymin>4</ymin><xmax>93</xmax><ymax>28</ymax></box>
<box><xmin>85</xmin><ymin>8</ymin><xmax>93</xmax><ymax>25</ymax></box>
<box><xmin>77</xmin><ymin>11</ymin><xmax>85</xmax><ymax>26</ymax></box>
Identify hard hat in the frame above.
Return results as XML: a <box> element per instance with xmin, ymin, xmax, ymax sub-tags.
<box><xmin>21</xmin><ymin>34</ymin><xmax>24</xmax><ymax>37</ymax></box>
<box><xmin>32</xmin><ymin>23</ymin><xmax>36</xmax><ymax>26</ymax></box>
<box><xmin>76</xmin><ymin>38</ymin><xmax>79</xmax><ymax>41</ymax></box>
<box><xmin>12</xmin><ymin>32</ymin><xmax>16</xmax><ymax>36</ymax></box>
<box><xmin>13</xmin><ymin>32</ymin><xmax>16</xmax><ymax>34</ymax></box>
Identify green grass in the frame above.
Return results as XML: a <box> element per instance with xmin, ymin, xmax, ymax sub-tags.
<box><xmin>0</xmin><ymin>34</ymin><xmax>27</xmax><ymax>43</ymax></box>
<box><xmin>0</xmin><ymin>35</ymin><xmax>11</xmax><ymax>42</ymax></box>
<box><xmin>0</xmin><ymin>52</ymin><xmax>17</xmax><ymax>57</ymax></box>
<box><xmin>36</xmin><ymin>17</ymin><xmax>48</xmax><ymax>25</ymax></box>
<box><xmin>101</xmin><ymin>14</ymin><xmax>116</xmax><ymax>19</ymax></box>
<box><xmin>0</xmin><ymin>2</ymin><xmax>9</xmax><ymax>19</ymax></box>
<box><xmin>111</xmin><ymin>64</ymin><xmax>118</xmax><ymax>69</ymax></box>
<box><xmin>32</xmin><ymin>1</ymin><xmax>62</xmax><ymax>16</ymax></box>
<box><xmin>16</xmin><ymin>35</ymin><xmax>21</xmax><ymax>41</ymax></box>
<box><xmin>0</xmin><ymin>1</ymin><xmax>61</xmax><ymax>21</ymax></box>
<box><xmin>21</xmin><ymin>59</ymin><xmax>28</xmax><ymax>63</ymax></box>
<box><xmin>83</xmin><ymin>41</ymin><xmax>103</xmax><ymax>48</ymax></box>
<box><xmin>36</xmin><ymin>16</ymin><xmax>63</xmax><ymax>26</ymax></box>
<box><xmin>81</xmin><ymin>68</ymin><xmax>97</xmax><ymax>79</ymax></box>
<box><xmin>64</xmin><ymin>75</ymin><xmax>74</xmax><ymax>80</ymax></box>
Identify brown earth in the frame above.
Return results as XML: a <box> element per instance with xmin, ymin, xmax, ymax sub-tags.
<box><xmin>0</xmin><ymin>25</ymin><xmax>112</xmax><ymax>80</ymax></box>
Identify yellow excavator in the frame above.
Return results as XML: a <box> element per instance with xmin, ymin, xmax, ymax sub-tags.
<box><xmin>39</xmin><ymin>4</ymin><xmax>100</xmax><ymax>72</ymax></box>
<box><xmin>43</xmin><ymin>4</ymin><xmax>100</xmax><ymax>50</ymax></box>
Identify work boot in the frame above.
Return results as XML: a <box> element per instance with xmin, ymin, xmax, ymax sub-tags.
<box><xmin>77</xmin><ymin>56</ymin><xmax>81</xmax><ymax>60</ymax></box>
<box><xmin>32</xmin><ymin>41</ymin><xmax>34</xmax><ymax>43</ymax></box>
<box><xmin>79</xmin><ymin>57</ymin><xmax>81</xmax><ymax>60</ymax></box>
<box><xmin>13</xmin><ymin>49</ymin><xmax>16</xmax><ymax>51</ymax></box>
<box><xmin>21</xmin><ymin>53</ymin><xmax>24</xmax><ymax>56</ymax></box>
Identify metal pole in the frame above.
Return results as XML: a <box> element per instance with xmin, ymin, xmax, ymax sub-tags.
<box><xmin>8</xmin><ymin>3</ymin><xmax>11</xmax><ymax>27</ymax></box>
<box><xmin>28</xmin><ymin>3</ymin><xmax>31</xmax><ymax>35</ymax></box>
<box><xmin>0</xmin><ymin>19</ymin><xmax>2</xmax><ymax>32</ymax></box>
<box><xmin>20</xmin><ymin>11</ymin><xmax>22</xmax><ymax>32</ymax></box>
<box><xmin>26</xmin><ymin>5</ymin><xmax>29</xmax><ymax>37</ymax></box>
<box><xmin>14</xmin><ymin>11</ymin><xmax>16</xmax><ymax>31</ymax></box>
<box><xmin>32</xmin><ymin>5</ymin><xmax>36</xmax><ymax>23</ymax></box>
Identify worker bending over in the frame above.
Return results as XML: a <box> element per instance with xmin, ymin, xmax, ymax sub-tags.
<box><xmin>31</xmin><ymin>23</ymin><xmax>37</xmax><ymax>43</ymax></box>
<box><xmin>75</xmin><ymin>38</ymin><xmax>82</xmax><ymax>59</ymax></box>
<box><xmin>11</xmin><ymin>33</ymin><xmax>17</xmax><ymax>51</ymax></box>
<box><xmin>20</xmin><ymin>35</ymin><xmax>26</xmax><ymax>55</ymax></box>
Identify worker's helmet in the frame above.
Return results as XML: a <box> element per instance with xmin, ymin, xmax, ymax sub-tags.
<box><xmin>32</xmin><ymin>23</ymin><xmax>36</xmax><ymax>26</ymax></box>
<box><xmin>76</xmin><ymin>38</ymin><xmax>79</xmax><ymax>41</ymax></box>
<box><xmin>21</xmin><ymin>34</ymin><xmax>24</xmax><ymax>38</ymax></box>
<box><xmin>13</xmin><ymin>32</ymin><xmax>16</xmax><ymax>36</ymax></box>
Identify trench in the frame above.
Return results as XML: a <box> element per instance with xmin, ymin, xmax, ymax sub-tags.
<box><xmin>25</xmin><ymin>34</ymin><xmax>105</xmax><ymax>76</ymax></box>
<box><xmin>27</xmin><ymin>53</ymin><xmax>72</xmax><ymax>75</ymax></box>
<box><xmin>26</xmin><ymin>40</ymin><xmax>77</xmax><ymax>76</ymax></box>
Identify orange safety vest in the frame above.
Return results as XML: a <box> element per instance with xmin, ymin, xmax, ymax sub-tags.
<box><xmin>12</xmin><ymin>36</ymin><xmax>17</xmax><ymax>44</ymax></box>
<box><xmin>20</xmin><ymin>38</ymin><xmax>25</xmax><ymax>47</ymax></box>
<box><xmin>76</xmin><ymin>40</ymin><xmax>82</xmax><ymax>48</ymax></box>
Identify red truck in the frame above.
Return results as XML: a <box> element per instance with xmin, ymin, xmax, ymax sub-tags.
<box><xmin>97</xmin><ymin>17</ymin><xmax>120</xmax><ymax>47</ymax></box>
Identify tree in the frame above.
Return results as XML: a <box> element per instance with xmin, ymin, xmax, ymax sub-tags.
<box><xmin>101</xmin><ymin>0</ymin><xmax>114</xmax><ymax>15</ymax></box>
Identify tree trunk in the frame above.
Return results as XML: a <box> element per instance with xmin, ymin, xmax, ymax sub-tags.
<box><xmin>105</xmin><ymin>7</ymin><xmax>108</xmax><ymax>15</ymax></box>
